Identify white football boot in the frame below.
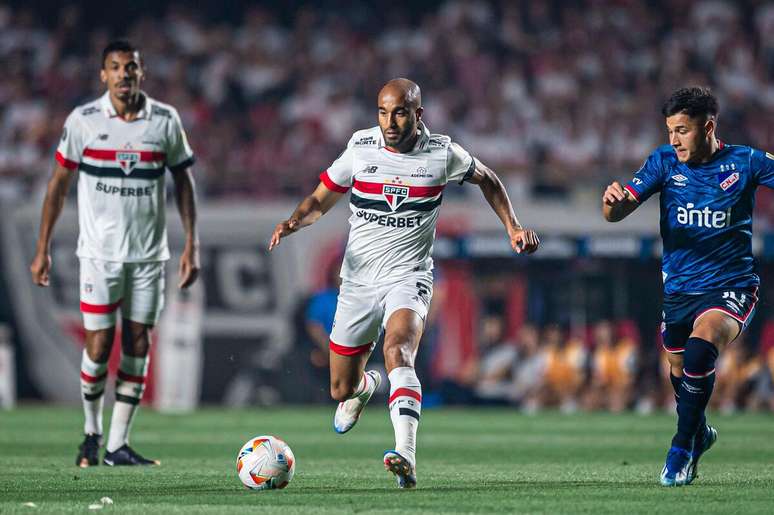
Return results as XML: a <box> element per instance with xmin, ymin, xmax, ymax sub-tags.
<box><xmin>333</xmin><ymin>370</ymin><xmax>381</xmax><ymax>434</ymax></box>
<box><xmin>383</xmin><ymin>450</ymin><xmax>417</xmax><ymax>489</ymax></box>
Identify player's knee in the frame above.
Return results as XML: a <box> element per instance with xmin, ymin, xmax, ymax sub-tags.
<box><xmin>666</xmin><ymin>352</ymin><xmax>684</xmax><ymax>377</ymax></box>
<box><xmin>683</xmin><ymin>338</ymin><xmax>719</xmax><ymax>376</ymax></box>
<box><xmin>85</xmin><ymin>328</ymin><xmax>115</xmax><ymax>362</ymax></box>
<box><xmin>121</xmin><ymin>318</ymin><xmax>152</xmax><ymax>356</ymax></box>
<box><xmin>691</xmin><ymin>325</ymin><xmax>734</xmax><ymax>347</ymax></box>
<box><xmin>692</xmin><ymin>313</ymin><xmax>738</xmax><ymax>347</ymax></box>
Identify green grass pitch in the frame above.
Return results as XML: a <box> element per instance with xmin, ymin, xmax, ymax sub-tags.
<box><xmin>2</xmin><ymin>406</ymin><xmax>773</xmax><ymax>513</ymax></box>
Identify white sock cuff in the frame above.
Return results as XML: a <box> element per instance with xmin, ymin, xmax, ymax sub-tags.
<box><xmin>388</xmin><ymin>367</ymin><xmax>421</xmax><ymax>390</ymax></box>
<box><xmin>81</xmin><ymin>350</ymin><xmax>108</xmax><ymax>375</ymax></box>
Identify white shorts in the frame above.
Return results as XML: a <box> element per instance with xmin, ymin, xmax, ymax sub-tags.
<box><xmin>79</xmin><ymin>258</ymin><xmax>166</xmax><ymax>330</ymax></box>
<box><xmin>329</xmin><ymin>271</ymin><xmax>433</xmax><ymax>356</ymax></box>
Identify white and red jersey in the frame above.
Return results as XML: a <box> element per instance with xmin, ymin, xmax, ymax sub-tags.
<box><xmin>321</xmin><ymin>123</ymin><xmax>474</xmax><ymax>284</ymax></box>
<box><xmin>55</xmin><ymin>92</ymin><xmax>194</xmax><ymax>262</ymax></box>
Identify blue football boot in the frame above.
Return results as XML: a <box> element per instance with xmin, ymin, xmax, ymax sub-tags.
<box><xmin>660</xmin><ymin>446</ymin><xmax>692</xmax><ymax>486</ymax></box>
<box><xmin>686</xmin><ymin>424</ymin><xmax>717</xmax><ymax>485</ymax></box>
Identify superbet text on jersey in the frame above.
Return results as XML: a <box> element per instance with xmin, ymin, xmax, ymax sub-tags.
<box><xmin>320</xmin><ymin>124</ymin><xmax>474</xmax><ymax>285</ymax></box>
<box><xmin>624</xmin><ymin>142</ymin><xmax>774</xmax><ymax>295</ymax></box>
<box><xmin>55</xmin><ymin>92</ymin><xmax>195</xmax><ymax>263</ymax></box>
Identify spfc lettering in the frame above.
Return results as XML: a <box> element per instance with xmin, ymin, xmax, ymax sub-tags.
<box><xmin>117</xmin><ymin>152</ymin><xmax>140</xmax><ymax>175</ymax></box>
<box><xmin>383</xmin><ymin>185</ymin><xmax>409</xmax><ymax>211</ymax></box>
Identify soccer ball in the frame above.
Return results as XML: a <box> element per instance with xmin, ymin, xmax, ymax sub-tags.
<box><xmin>236</xmin><ymin>435</ymin><xmax>296</xmax><ymax>490</ymax></box>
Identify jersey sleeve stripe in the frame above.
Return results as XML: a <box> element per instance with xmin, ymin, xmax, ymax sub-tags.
<box><xmin>83</xmin><ymin>148</ymin><xmax>166</xmax><ymax>162</ymax></box>
<box><xmin>320</xmin><ymin>170</ymin><xmax>349</xmax><ymax>193</ymax></box>
<box><xmin>623</xmin><ymin>184</ymin><xmax>641</xmax><ymax>202</ymax></box>
<box><xmin>353</xmin><ymin>180</ymin><xmax>444</xmax><ymax>197</ymax></box>
<box><xmin>80</xmin><ymin>299</ymin><xmax>122</xmax><ymax>314</ymax></box>
<box><xmin>55</xmin><ymin>151</ymin><xmax>79</xmax><ymax>170</ymax></box>
<box><xmin>167</xmin><ymin>156</ymin><xmax>195</xmax><ymax>172</ymax></box>
<box><xmin>459</xmin><ymin>158</ymin><xmax>475</xmax><ymax>184</ymax></box>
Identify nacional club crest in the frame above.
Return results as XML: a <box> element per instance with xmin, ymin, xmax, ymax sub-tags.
<box><xmin>383</xmin><ymin>184</ymin><xmax>409</xmax><ymax>211</ymax></box>
<box><xmin>718</xmin><ymin>171</ymin><xmax>739</xmax><ymax>192</ymax></box>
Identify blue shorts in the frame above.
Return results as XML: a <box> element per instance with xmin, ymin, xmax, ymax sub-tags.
<box><xmin>661</xmin><ymin>287</ymin><xmax>758</xmax><ymax>353</ymax></box>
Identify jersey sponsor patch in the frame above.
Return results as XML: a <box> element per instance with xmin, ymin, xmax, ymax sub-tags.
<box><xmin>718</xmin><ymin>170</ymin><xmax>740</xmax><ymax>192</ymax></box>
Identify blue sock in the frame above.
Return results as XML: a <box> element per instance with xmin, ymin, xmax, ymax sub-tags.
<box><xmin>670</xmin><ymin>371</ymin><xmax>706</xmax><ymax>435</ymax></box>
<box><xmin>671</xmin><ymin>338</ymin><xmax>717</xmax><ymax>450</ymax></box>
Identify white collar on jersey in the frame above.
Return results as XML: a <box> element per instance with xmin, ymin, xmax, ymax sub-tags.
<box><xmin>378</xmin><ymin>122</ymin><xmax>431</xmax><ymax>154</ymax></box>
<box><xmin>99</xmin><ymin>90</ymin><xmax>152</xmax><ymax>120</ymax></box>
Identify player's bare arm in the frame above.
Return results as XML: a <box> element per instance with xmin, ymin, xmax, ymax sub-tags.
<box><xmin>602</xmin><ymin>181</ymin><xmax>639</xmax><ymax>222</ymax></box>
<box><xmin>170</xmin><ymin>167</ymin><xmax>200</xmax><ymax>289</ymax></box>
<box><xmin>268</xmin><ymin>182</ymin><xmax>344</xmax><ymax>251</ymax></box>
<box><xmin>467</xmin><ymin>158</ymin><xmax>539</xmax><ymax>254</ymax></box>
<box><xmin>30</xmin><ymin>163</ymin><xmax>75</xmax><ymax>286</ymax></box>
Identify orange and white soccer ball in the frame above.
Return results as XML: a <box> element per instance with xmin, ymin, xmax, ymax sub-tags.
<box><xmin>236</xmin><ymin>435</ymin><xmax>296</xmax><ymax>490</ymax></box>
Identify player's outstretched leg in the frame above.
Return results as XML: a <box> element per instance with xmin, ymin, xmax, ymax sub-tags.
<box><xmin>667</xmin><ymin>355</ymin><xmax>709</xmax><ymax>474</ymax></box>
<box><xmin>78</xmin><ymin>350</ymin><xmax>108</xmax><ymax>467</ymax></box>
<box><xmin>329</xmin><ymin>345</ymin><xmax>374</xmax><ymax>433</ymax></box>
<box><xmin>77</xmin><ymin>329</ymin><xmax>113</xmax><ymax>467</ymax></box>
<box><xmin>104</xmin><ymin>321</ymin><xmax>159</xmax><ymax>466</ymax></box>
<box><xmin>384</xmin><ymin>366</ymin><xmax>421</xmax><ymax>489</ymax></box>
<box><xmin>334</xmin><ymin>370</ymin><xmax>382</xmax><ymax>433</ymax></box>
<box><xmin>662</xmin><ymin>337</ymin><xmax>719</xmax><ymax>486</ymax></box>
<box><xmin>381</xmin><ymin>308</ymin><xmax>424</xmax><ymax>489</ymax></box>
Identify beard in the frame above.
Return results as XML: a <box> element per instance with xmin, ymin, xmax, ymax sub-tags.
<box><xmin>381</xmin><ymin>124</ymin><xmax>415</xmax><ymax>147</ymax></box>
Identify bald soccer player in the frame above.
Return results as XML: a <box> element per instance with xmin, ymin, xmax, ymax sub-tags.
<box><xmin>269</xmin><ymin>78</ymin><xmax>538</xmax><ymax>488</ymax></box>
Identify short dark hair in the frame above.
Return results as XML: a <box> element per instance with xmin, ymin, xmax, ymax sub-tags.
<box><xmin>661</xmin><ymin>87</ymin><xmax>719</xmax><ymax>119</ymax></box>
<box><xmin>101</xmin><ymin>40</ymin><xmax>139</xmax><ymax>68</ymax></box>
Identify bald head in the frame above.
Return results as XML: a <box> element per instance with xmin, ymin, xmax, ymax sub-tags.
<box><xmin>378</xmin><ymin>78</ymin><xmax>422</xmax><ymax>109</ymax></box>
<box><xmin>377</xmin><ymin>78</ymin><xmax>423</xmax><ymax>152</ymax></box>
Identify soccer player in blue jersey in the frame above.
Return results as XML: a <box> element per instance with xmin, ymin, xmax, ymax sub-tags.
<box><xmin>602</xmin><ymin>87</ymin><xmax>772</xmax><ymax>486</ymax></box>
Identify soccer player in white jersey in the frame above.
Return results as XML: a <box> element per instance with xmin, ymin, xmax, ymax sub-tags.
<box><xmin>269</xmin><ymin>78</ymin><xmax>539</xmax><ymax>488</ymax></box>
<box><xmin>29</xmin><ymin>41</ymin><xmax>200</xmax><ymax>467</ymax></box>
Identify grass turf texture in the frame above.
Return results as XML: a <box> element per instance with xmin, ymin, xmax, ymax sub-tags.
<box><xmin>1</xmin><ymin>407</ymin><xmax>773</xmax><ymax>514</ymax></box>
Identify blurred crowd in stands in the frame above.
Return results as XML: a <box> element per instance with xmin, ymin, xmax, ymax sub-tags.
<box><xmin>3</xmin><ymin>0</ymin><xmax>774</xmax><ymax>212</ymax></box>
<box><xmin>433</xmin><ymin>312</ymin><xmax>774</xmax><ymax>414</ymax></box>
<box><xmin>298</xmin><ymin>260</ymin><xmax>774</xmax><ymax>412</ymax></box>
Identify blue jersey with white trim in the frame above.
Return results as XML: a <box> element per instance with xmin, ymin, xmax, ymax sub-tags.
<box><xmin>624</xmin><ymin>143</ymin><xmax>774</xmax><ymax>294</ymax></box>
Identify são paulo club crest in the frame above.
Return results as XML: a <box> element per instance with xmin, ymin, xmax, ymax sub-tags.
<box><xmin>383</xmin><ymin>184</ymin><xmax>409</xmax><ymax>211</ymax></box>
<box><xmin>117</xmin><ymin>144</ymin><xmax>140</xmax><ymax>175</ymax></box>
